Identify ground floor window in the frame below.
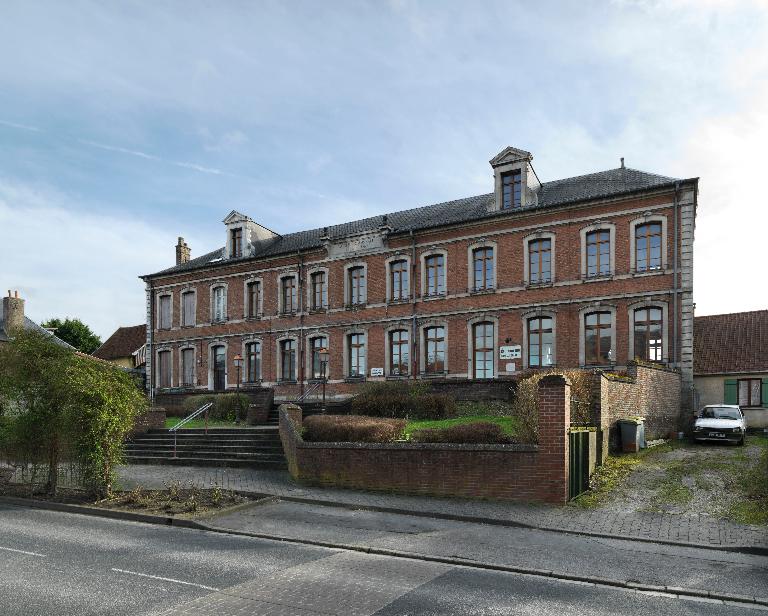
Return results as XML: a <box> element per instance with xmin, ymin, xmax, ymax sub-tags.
<box><xmin>389</xmin><ymin>330</ymin><xmax>409</xmax><ymax>376</ymax></box>
<box><xmin>311</xmin><ymin>337</ymin><xmax>328</xmax><ymax>379</ymax></box>
<box><xmin>585</xmin><ymin>311</ymin><xmax>612</xmax><ymax>365</ymax></box>
<box><xmin>528</xmin><ymin>317</ymin><xmax>553</xmax><ymax>367</ymax></box>
<box><xmin>633</xmin><ymin>307</ymin><xmax>662</xmax><ymax>362</ymax></box>
<box><xmin>424</xmin><ymin>326</ymin><xmax>445</xmax><ymax>374</ymax></box>
<box><xmin>473</xmin><ymin>322</ymin><xmax>494</xmax><ymax>379</ymax></box>
<box><xmin>246</xmin><ymin>341</ymin><xmax>261</xmax><ymax>382</ymax></box>
<box><xmin>348</xmin><ymin>333</ymin><xmax>365</xmax><ymax>377</ymax></box>
<box><xmin>280</xmin><ymin>339</ymin><xmax>296</xmax><ymax>381</ymax></box>
<box><xmin>157</xmin><ymin>350</ymin><xmax>172</xmax><ymax>388</ymax></box>
<box><xmin>181</xmin><ymin>348</ymin><xmax>195</xmax><ymax>386</ymax></box>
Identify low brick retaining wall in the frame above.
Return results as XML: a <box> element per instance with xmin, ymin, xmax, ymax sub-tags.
<box><xmin>130</xmin><ymin>408</ymin><xmax>166</xmax><ymax>435</ymax></box>
<box><xmin>279</xmin><ymin>376</ymin><xmax>572</xmax><ymax>504</ymax></box>
<box><xmin>154</xmin><ymin>387</ymin><xmax>274</xmax><ymax>419</ymax></box>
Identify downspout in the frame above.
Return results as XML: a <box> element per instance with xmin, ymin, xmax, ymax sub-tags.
<box><xmin>672</xmin><ymin>181</ymin><xmax>680</xmax><ymax>367</ymax></box>
<box><xmin>298</xmin><ymin>250</ymin><xmax>305</xmax><ymax>399</ymax></box>
<box><xmin>410</xmin><ymin>230</ymin><xmax>418</xmax><ymax>380</ymax></box>
<box><xmin>147</xmin><ymin>280</ymin><xmax>155</xmax><ymax>403</ymax></box>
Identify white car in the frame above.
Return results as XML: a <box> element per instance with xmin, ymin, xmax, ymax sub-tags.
<box><xmin>693</xmin><ymin>405</ymin><xmax>746</xmax><ymax>446</ymax></box>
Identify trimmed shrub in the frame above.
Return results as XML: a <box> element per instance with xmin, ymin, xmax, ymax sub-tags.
<box><xmin>181</xmin><ymin>393</ymin><xmax>250</xmax><ymax>421</ymax></box>
<box><xmin>410</xmin><ymin>421</ymin><xmax>511</xmax><ymax>444</ymax></box>
<box><xmin>351</xmin><ymin>382</ymin><xmax>456</xmax><ymax>420</ymax></box>
<box><xmin>302</xmin><ymin>415</ymin><xmax>406</xmax><ymax>443</ymax></box>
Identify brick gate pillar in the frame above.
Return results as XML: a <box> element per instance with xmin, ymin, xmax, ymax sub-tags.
<box><xmin>537</xmin><ymin>374</ymin><xmax>571</xmax><ymax>504</ymax></box>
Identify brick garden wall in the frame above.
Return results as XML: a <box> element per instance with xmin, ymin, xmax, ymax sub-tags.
<box><xmin>129</xmin><ymin>408</ymin><xmax>166</xmax><ymax>435</ymax></box>
<box><xmin>279</xmin><ymin>375</ymin><xmax>571</xmax><ymax>504</ymax></box>
<box><xmin>593</xmin><ymin>361</ymin><xmax>681</xmax><ymax>455</ymax></box>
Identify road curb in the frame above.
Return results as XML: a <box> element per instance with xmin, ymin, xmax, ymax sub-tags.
<box><xmin>268</xmin><ymin>493</ymin><xmax>768</xmax><ymax>557</ymax></box>
<box><xmin>2</xmin><ymin>495</ymin><xmax>765</xmax><ymax>608</ymax></box>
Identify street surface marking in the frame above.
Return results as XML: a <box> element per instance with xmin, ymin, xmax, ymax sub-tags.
<box><xmin>110</xmin><ymin>568</ymin><xmax>220</xmax><ymax>591</ymax></box>
<box><xmin>0</xmin><ymin>545</ymin><xmax>45</xmax><ymax>557</ymax></box>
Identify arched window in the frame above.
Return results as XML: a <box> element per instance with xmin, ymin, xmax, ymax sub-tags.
<box><xmin>245</xmin><ymin>341</ymin><xmax>261</xmax><ymax>382</ymax></box>
<box><xmin>424</xmin><ymin>326</ymin><xmax>445</xmax><ymax>374</ymax></box>
<box><xmin>584</xmin><ymin>311</ymin><xmax>612</xmax><ymax>365</ymax></box>
<box><xmin>528</xmin><ymin>239</ymin><xmax>552</xmax><ymax>284</ymax></box>
<box><xmin>424</xmin><ymin>255</ymin><xmax>446</xmax><ymax>296</ymax></box>
<box><xmin>528</xmin><ymin>317</ymin><xmax>553</xmax><ymax>368</ymax></box>
<box><xmin>635</xmin><ymin>223</ymin><xmax>662</xmax><ymax>272</ymax></box>
<box><xmin>310</xmin><ymin>336</ymin><xmax>328</xmax><ymax>379</ymax></box>
<box><xmin>348</xmin><ymin>333</ymin><xmax>366</xmax><ymax>377</ymax></box>
<box><xmin>211</xmin><ymin>345</ymin><xmax>226</xmax><ymax>391</ymax></box>
<box><xmin>181</xmin><ymin>348</ymin><xmax>195</xmax><ymax>386</ymax></box>
<box><xmin>472</xmin><ymin>247</ymin><xmax>494</xmax><ymax>291</ymax></box>
<box><xmin>586</xmin><ymin>230</ymin><xmax>611</xmax><ymax>277</ymax></box>
<box><xmin>633</xmin><ymin>307</ymin><xmax>662</xmax><ymax>362</ymax></box>
<box><xmin>310</xmin><ymin>272</ymin><xmax>328</xmax><ymax>310</ymax></box>
<box><xmin>280</xmin><ymin>339</ymin><xmax>296</xmax><ymax>381</ymax></box>
<box><xmin>472</xmin><ymin>322</ymin><xmax>494</xmax><ymax>379</ymax></box>
<box><xmin>348</xmin><ymin>266</ymin><xmax>366</xmax><ymax>305</ymax></box>
<box><xmin>246</xmin><ymin>281</ymin><xmax>261</xmax><ymax>318</ymax></box>
<box><xmin>281</xmin><ymin>276</ymin><xmax>297</xmax><ymax>314</ymax></box>
<box><xmin>389</xmin><ymin>260</ymin><xmax>409</xmax><ymax>301</ymax></box>
<box><xmin>389</xmin><ymin>330</ymin><xmax>409</xmax><ymax>376</ymax></box>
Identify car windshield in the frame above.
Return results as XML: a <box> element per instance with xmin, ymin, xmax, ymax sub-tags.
<box><xmin>700</xmin><ymin>407</ymin><xmax>741</xmax><ymax>420</ymax></box>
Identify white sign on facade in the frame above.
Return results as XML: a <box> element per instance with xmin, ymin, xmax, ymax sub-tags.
<box><xmin>505</xmin><ymin>362</ymin><xmax>516</xmax><ymax>372</ymax></box>
<box><xmin>370</xmin><ymin>367</ymin><xmax>384</xmax><ymax>377</ymax></box>
<box><xmin>499</xmin><ymin>345</ymin><xmax>521</xmax><ymax>360</ymax></box>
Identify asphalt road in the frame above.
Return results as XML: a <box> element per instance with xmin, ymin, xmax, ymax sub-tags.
<box><xmin>0</xmin><ymin>503</ymin><xmax>765</xmax><ymax>616</ymax></box>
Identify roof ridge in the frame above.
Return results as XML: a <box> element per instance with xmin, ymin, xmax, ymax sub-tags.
<box><xmin>542</xmin><ymin>166</ymin><xmax>677</xmax><ymax>186</ymax></box>
<box><xmin>695</xmin><ymin>309</ymin><xmax>768</xmax><ymax>320</ymax></box>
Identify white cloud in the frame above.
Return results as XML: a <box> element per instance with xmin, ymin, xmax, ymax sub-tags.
<box><xmin>0</xmin><ymin>179</ymin><xmax>193</xmax><ymax>339</ymax></box>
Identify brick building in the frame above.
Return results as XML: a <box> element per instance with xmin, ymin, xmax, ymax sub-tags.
<box><xmin>140</xmin><ymin>146</ymin><xmax>698</xmax><ymax>406</ymax></box>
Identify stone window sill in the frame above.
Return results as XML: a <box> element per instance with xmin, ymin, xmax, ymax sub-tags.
<box><xmin>581</xmin><ymin>274</ymin><xmax>614</xmax><ymax>283</ymax></box>
<box><xmin>630</xmin><ymin>268</ymin><xmax>666</xmax><ymax>277</ymax></box>
<box><xmin>525</xmin><ymin>280</ymin><xmax>553</xmax><ymax>289</ymax></box>
<box><xmin>469</xmin><ymin>287</ymin><xmax>495</xmax><ymax>295</ymax></box>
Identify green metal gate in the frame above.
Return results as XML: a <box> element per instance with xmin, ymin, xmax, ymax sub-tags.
<box><xmin>569</xmin><ymin>429</ymin><xmax>590</xmax><ymax>500</ymax></box>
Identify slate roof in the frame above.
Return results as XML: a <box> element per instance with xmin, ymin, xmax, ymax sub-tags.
<box><xmin>694</xmin><ymin>311</ymin><xmax>768</xmax><ymax>375</ymax></box>
<box><xmin>0</xmin><ymin>303</ymin><xmax>74</xmax><ymax>349</ymax></box>
<box><xmin>145</xmin><ymin>166</ymin><xmax>685</xmax><ymax>278</ymax></box>
<box><xmin>93</xmin><ymin>324</ymin><xmax>146</xmax><ymax>360</ymax></box>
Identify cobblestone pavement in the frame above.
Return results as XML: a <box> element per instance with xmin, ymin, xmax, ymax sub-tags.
<box><xmin>118</xmin><ymin>464</ymin><xmax>768</xmax><ymax>550</ymax></box>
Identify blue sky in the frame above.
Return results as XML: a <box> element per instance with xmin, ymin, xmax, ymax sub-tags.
<box><xmin>1</xmin><ymin>0</ymin><xmax>767</xmax><ymax>339</ymax></box>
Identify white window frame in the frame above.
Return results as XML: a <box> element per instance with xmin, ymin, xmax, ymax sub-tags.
<box><xmin>343</xmin><ymin>328</ymin><xmax>368</xmax><ymax>379</ymax></box>
<box><xmin>157</xmin><ymin>292</ymin><xmax>173</xmax><ymax>330</ymax></box>
<box><xmin>180</xmin><ymin>288</ymin><xmax>196</xmax><ymax>327</ymax></box>
<box><xmin>243</xmin><ymin>277</ymin><xmax>264</xmax><ymax>319</ymax></box>
<box><xmin>523</xmin><ymin>231</ymin><xmax>556</xmax><ymax>285</ymax></box>
<box><xmin>521</xmin><ymin>308</ymin><xmax>557</xmax><ymax>369</ymax></box>
<box><xmin>629</xmin><ymin>214</ymin><xmax>668</xmax><ymax>274</ymax></box>
<box><xmin>579</xmin><ymin>304</ymin><xmax>617</xmax><ymax>367</ymax></box>
<box><xmin>208</xmin><ymin>340</ymin><xmax>228</xmax><ymax>391</ymax></box>
<box><xmin>385</xmin><ymin>254</ymin><xmax>411</xmax><ymax>303</ymax></box>
<box><xmin>306</xmin><ymin>267</ymin><xmax>330</xmax><ymax>311</ymax></box>
<box><xmin>628</xmin><ymin>300</ymin><xmax>669</xmax><ymax>363</ymax></box>
<box><xmin>466</xmin><ymin>315</ymin><xmax>498</xmax><ymax>380</ymax></box>
<box><xmin>420</xmin><ymin>249</ymin><xmax>448</xmax><ymax>298</ymax></box>
<box><xmin>580</xmin><ymin>222</ymin><xmax>616</xmax><ymax>279</ymax></box>
<box><xmin>210</xmin><ymin>283</ymin><xmax>228</xmax><ymax>323</ymax></box>
<box><xmin>467</xmin><ymin>240</ymin><xmax>498</xmax><ymax>292</ymax></box>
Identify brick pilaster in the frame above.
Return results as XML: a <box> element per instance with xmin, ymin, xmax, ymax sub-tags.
<box><xmin>537</xmin><ymin>374</ymin><xmax>571</xmax><ymax>504</ymax></box>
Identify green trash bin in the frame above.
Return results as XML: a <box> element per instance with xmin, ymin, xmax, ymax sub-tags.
<box><xmin>618</xmin><ymin>417</ymin><xmax>645</xmax><ymax>453</ymax></box>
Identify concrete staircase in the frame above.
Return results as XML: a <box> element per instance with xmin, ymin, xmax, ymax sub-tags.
<box><xmin>124</xmin><ymin>427</ymin><xmax>287</xmax><ymax>468</ymax></box>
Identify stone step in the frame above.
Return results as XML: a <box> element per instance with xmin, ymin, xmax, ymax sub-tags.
<box><xmin>133</xmin><ymin>434</ymin><xmax>281</xmax><ymax>443</ymax></box>
<box><xmin>125</xmin><ymin>448</ymin><xmax>286</xmax><ymax>461</ymax></box>
<box><xmin>149</xmin><ymin>427</ymin><xmax>278</xmax><ymax>435</ymax></box>
<box><xmin>125</xmin><ymin>443</ymin><xmax>284</xmax><ymax>454</ymax></box>
<box><xmin>124</xmin><ymin>455</ymin><xmax>288</xmax><ymax>469</ymax></box>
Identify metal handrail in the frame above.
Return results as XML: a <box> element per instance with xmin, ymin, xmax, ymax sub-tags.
<box><xmin>169</xmin><ymin>401</ymin><xmax>214</xmax><ymax>459</ymax></box>
<box><xmin>296</xmin><ymin>381</ymin><xmax>322</xmax><ymax>403</ymax></box>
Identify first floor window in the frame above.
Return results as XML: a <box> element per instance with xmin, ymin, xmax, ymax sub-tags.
<box><xmin>212</xmin><ymin>286</ymin><xmax>226</xmax><ymax>322</ymax></box>
<box><xmin>635</xmin><ymin>222</ymin><xmax>662</xmax><ymax>272</ymax></box>
<box><xmin>348</xmin><ymin>333</ymin><xmax>365</xmax><ymax>377</ymax></box>
<box><xmin>586</xmin><ymin>230</ymin><xmax>611</xmax><ymax>277</ymax></box>
<box><xmin>529</xmin><ymin>239</ymin><xmax>552</xmax><ymax>284</ymax></box>
<box><xmin>633</xmin><ymin>307</ymin><xmax>662</xmax><ymax>362</ymax></box>
<box><xmin>246</xmin><ymin>281</ymin><xmax>261</xmax><ymax>317</ymax></box>
<box><xmin>472</xmin><ymin>247</ymin><xmax>494</xmax><ymax>291</ymax></box>
<box><xmin>181</xmin><ymin>291</ymin><xmax>195</xmax><ymax>326</ymax></box>
<box><xmin>311</xmin><ymin>337</ymin><xmax>328</xmax><ymax>379</ymax></box>
<box><xmin>311</xmin><ymin>272</ymin><xmax>328</xmax><ymax>310</ymax></box>
<box><xmin>739</xmin><ymin>379</ymin><xmax>762</xmax><ymax>408</ymax></box>
<box><xmin>425</xmin><ymin>255</ymin><xmax>445</xmax><ymax>296</ymax></box>
<box><xmin>157</xmin><ymin>350</ymin><xmax>172</xmax><ymax>388</ymax></box>
<box><xmin>389</xmin><ymin>330</ymin><xmax>409</xmax><ymax>376</ymax></box>
<box><xmin>281</xmin><ymin>276</ymin><xmax>297</xmax><ymax>313</ymax></box>
<box><xmin>348</xmin><ymin>266</ymin><xmax>366</xmax><ymax>305</ymax></box>
<box><xmin>424</xmin><ymin>326</ymin><xmax>445</xmax><ymax>374</ymax></box>
<box><xmin>473</xmin><ymin>322</ymin><xmax>494</xmax><ymax>379</ymax></box>
<box><xmin>158</xmin><ymin>294</ymin><xmax>171</xmax><ymax>329</ymax></box>
<box><xmin>246</xmin><ymin>342</ymin><xmax>261</xmax><ymax>382</ymax></box>
<box><xmin>585</xmin><ymin>311</ymin><xmax>612</xmax><ymax>365</ymax></box>
<box><xmin>390</xmin><ymin>260</ymin><xmax>409</xmax><ymax>301</ymax></box>
<box><xmin>528</xmin><ymin>317</ymin><xmax>553</xmax><ymax>368</ymax></box>
<box><xmin>280</xmin><ymin>339</ymin><xmax>296</xmax><ymax>381</ymax></box>
<box><xmin>181</xmin><ymin>348</ymin><xmax>195</xmax><ymax>386</ymax></box>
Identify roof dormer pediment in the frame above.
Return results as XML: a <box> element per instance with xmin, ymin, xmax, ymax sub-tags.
<box><xmin>489</xmin><ymin>146</ymin><xmax>533</xmax><ymax>168</ymax></box>
<box><xmin>223</xmin><ymin>210</ymin><xmax>253</xmax><ymax>225</ymax></box>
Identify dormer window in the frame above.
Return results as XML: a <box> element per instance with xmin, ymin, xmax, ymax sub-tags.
<box><xmin>230</xmin><ymin>227</ymin><xmax>243</xmax><ymax>258</ymax></box>
<box><xmin>501</xmin><ymin>170</ymin><xmax>522</xmax><ymax>209</ymax></box>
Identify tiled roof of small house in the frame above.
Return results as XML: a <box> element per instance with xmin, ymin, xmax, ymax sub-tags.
<box><xmin>694</xmin><ymin>310</ymin><xmax>768</xmax><ymax>375</ymax></box>
<box><xmin>145</xmin><ymin>166</ymin><xmax>686</xmax><ymax>278</ymax></box>
<box><xmin>92</xmin><ymin>324</ymin><xmax>146</xmax><ymax>360</ymax></box>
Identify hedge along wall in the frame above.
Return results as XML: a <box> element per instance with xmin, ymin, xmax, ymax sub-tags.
<box><xmin>153</xmin><ymin>387</ymin><xmax>274</xmax><ymax>417</ymax></box>
<box><xmin>592</xmin><ymin>361</ymin><xmax>681</xmax><ymax>458</ymax></box>
<box><xmin>279</xmin><ymin>375</ymin><xmax>572</xmax><ymax>505</ymax></box>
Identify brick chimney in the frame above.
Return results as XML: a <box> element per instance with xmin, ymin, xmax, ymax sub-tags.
<box><xmin>2</xmin><ymin>290</ymin><xmax>25</xmax><ymax>335</ymax></box>
<box><xmin>175</xmin><ymin>237</ymin><xmax>191</xmax><ymax>265</ymax></box>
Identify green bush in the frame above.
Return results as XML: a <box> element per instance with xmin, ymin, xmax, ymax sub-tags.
<box><xmin>410</xmin><ymin>421</ymin><xmax>511</xmax><ymax>444</ymax></box>
<box><xmin>181</xmin><ymin>393</ymin><xmax>249</xmax><ymax>421</ymax></box>
<box><xmin>302</xmin><ymin>415</ymin><xmax>406</xmax><ymax>443</ymax></box>
<box><xmin>351</xmin><ymin>382</ymin><xmax>456</xmax><ymax>420</ymax></box>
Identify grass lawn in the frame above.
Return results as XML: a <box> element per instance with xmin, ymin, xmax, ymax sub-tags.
<box><xmin>404</xmin><ymin>415</ymin><xmax>518</xmax><ymax>438</ymax></box>
<box><xmin>164</xmin><ymin>418</ymin><xmax>240</xmax><ymax>430</ymax></box>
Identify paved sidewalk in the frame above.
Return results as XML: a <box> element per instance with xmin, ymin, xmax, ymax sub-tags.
<box><xmin>118</xmin><ymin>464</ymin><xmax>768</xmax><ymax>551</ymax></box>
